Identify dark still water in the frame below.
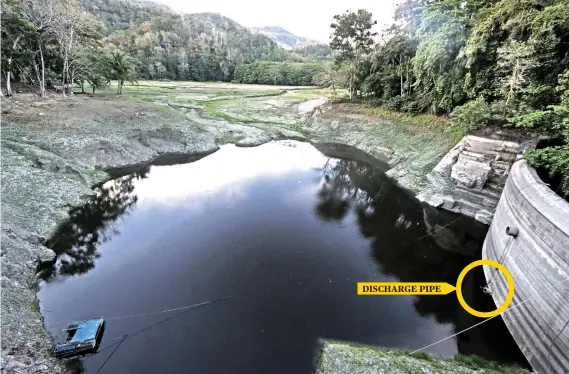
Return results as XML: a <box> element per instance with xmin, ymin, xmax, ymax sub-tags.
<box><xmin>38</xmin><ymin>141</ymin><xmax>527</xmax><ymax>374</ymax></box>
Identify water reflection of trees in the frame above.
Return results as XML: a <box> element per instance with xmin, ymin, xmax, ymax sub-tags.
<box><xmin>314</xmin><ymin>158</ymin><xmax>528</xmax><ymax>365</ymax></box>
<box><xmin>315</xmin><ymin>159</ymin><xmax>472</xmax><ymax>303</ymax></box>
<box><xmin>314</xmin><ymin>159</ymin><xmax>385</xmax><ymax>222</ymax></box>
<box><xmin>39</xmin><ymin>167</ymin><xmax>149</xmax><ymax>280</ymax></box>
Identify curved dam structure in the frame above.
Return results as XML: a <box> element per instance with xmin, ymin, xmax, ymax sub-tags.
<box><xmin>482</xmin><ymin>160</ymin><xmax>569</xmax><ymax>373</ymax></box>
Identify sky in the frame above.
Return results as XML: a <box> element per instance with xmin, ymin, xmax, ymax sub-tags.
<box><xmin>153</xmin><ymin>0</ymin><xmax>400</xmax><ymax>43</ymax></box>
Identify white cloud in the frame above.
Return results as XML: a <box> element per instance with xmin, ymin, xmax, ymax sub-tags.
<box><xmin>153</xmin><ymin>0</ymin><xmax>399</xmax><ymax>43</ymax></box>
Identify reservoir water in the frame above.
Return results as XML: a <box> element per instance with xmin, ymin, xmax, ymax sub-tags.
<box><xmin>38</xmin><ymin>141</ymin><xmax>527</xmax><ymax>373</ymax></box>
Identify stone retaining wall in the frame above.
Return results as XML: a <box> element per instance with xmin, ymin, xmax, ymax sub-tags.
<box><xmin>482</xmin><ymin>160</ymin><xmax>569</xmax><ymax>373</ymax></box>
<box><xmin>419</xmin><ymin>135</ymin><xmax>536</xmax><ymax>224</ymax></box>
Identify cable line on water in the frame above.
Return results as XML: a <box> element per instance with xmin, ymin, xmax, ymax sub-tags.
<box><xmin>405</xmin><ymin>274</ymin><xmax>569</xmax><ymax>357</ymax></box>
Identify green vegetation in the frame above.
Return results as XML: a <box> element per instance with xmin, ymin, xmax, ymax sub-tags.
<box><xmin>104</xmin><ymin>12</ymin><xmax>294</xmax><ymax>82</ymax></box>
<box><xmin>2</xmin><ymin>0</ymin><xmax>567</xmax><ymax>193</ymax></box>
<box><xmin>356</xmin><ymin>105</ymin><xmax>466</xmax><ymax>144</ymax></box>
<box><xmin>107</xmin><ymin>50</ymin><xmax>137</xmax><ymax>94</ymax></box>
<box><xmin>294</xmin><ymin>44</ymin><xmax>333</xmax><ymax>61</ymax></box>
<box><xmin>0</xmin><ymin>0</ymin><xmax>328</xmax><ymax>96</ymax></box>
<box><xmin>77</xmin><ymin>0</ymin><xmax>173</xmax><ymax>34</ymax></box>
<box><xmin>317</xmin><ymin>341</ymin><xmax>531</xmax><ymax>374</ymax></box>
<box><xmin>330</xmin><ymin>9</ymin><xmax>377</xmax><ymax>100</ymax></box>
<box><xmin>233</xmin><ymin>62</ymin><xmax>330</xmax><ymax>86</ymax></box>
<box><xmin>328</xmin><ymin>1</ymin><xmax>569</xmax><ymax>195</ymax></box>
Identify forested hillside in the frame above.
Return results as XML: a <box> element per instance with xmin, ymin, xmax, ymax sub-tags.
<box><xmin>105</xmin><ymin>12</ymin><xmax>293</xmax><ymax>81</ymax></box>
<box><xmin>294</xmin><ymin>44</ymin><xmax>333</xmax><ymax>61</ymax></box>
<box><xmin>80</xmin><ymin>0</ymin><xmax>296</xmax><ymax>81</ymax></box>
<box><xmin>3</xmin><ymin>0</ymin><xmax>566</xmax><ymax>192</ymax></box>
<box><xmin>77</xmin><ymin>0</ymin><xmax>172</xmax><ymax>34</ymax></box>
<box><xmin>0</xmin><ymin>0</ymin><xmax>315</xmax><ymax>91</ymax></box>
<box><xmin>252</xmin><ymin>26</ymin><xmax>319</xmax><ymax>49</ymax></box>
<box><xmin>326</xmin><ymin>0</ymin><xmax>569</xmax><ymax>194</ymax></box>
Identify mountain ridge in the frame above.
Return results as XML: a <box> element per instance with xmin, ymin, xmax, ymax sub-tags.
<box><xmin>251</xmin><ymin>26</ymin><xmax>321</xmax><ymax>50</ymax></box>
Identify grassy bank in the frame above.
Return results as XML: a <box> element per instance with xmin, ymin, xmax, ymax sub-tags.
<box><xmin>312</xmin><ymin>102</ymin><xmax>466</xmax><ymax>192</ymax></box>
<box><xmin>317</xmin><ymin>341</ymin><xmax>531</xmax><ymax>374</ymax></box>
<box><xmin>328</xmin><ymin>102</ymin><xmax>468</xmax><ymax>145</ymax></box>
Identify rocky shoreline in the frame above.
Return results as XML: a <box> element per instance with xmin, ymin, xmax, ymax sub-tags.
<box><xmin>0</xmin><ymin>89</ymin><xmax>512</xmax><ymax>373</ymax></box>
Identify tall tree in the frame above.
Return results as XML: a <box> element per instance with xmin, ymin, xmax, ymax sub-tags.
<box><xmin>497</xmin><ymin>40</ymin><xmax>536</xmax><ymax>105</ymax></box>
<box><xmin>74</xmin><ymin>46</ymin><xmax>108</xmax><ymax>94</ymax></box>
<box><xmin>1</xmin><ymin>0</ymin><xmax>35</xmax><ymax>96</ymax></box>
<box><xmin>107</xmin><ymin>50</ymin><xmax>137</xmax><ymax>94</ymax></box>
<box><xmin>461</xmin><ymin>0</ymin><xmax>540</xmax><ymax>101</ymax></box>
<box><xmin>364</xmin><ymin>27</ymin><xmax>417</xmax><ymax>101</ymax></box>
<box><xmin>53</xmin><ymin>0</ymin><xmax>92</xmax><ymax>96</ymax></box>
<box><xmin>330</xmin><ymin>9</ymin><xmax>377</xmax><ymax>100</ymax></box>
<box><xmin>20</xmin><ymin>0</ymin><xmax>61</xmax><ymax>97</ymax></box>
<box><xmin>412</xmin><ymin>0</ymin><xmax>471</xmax><ymax>114</ymax></box>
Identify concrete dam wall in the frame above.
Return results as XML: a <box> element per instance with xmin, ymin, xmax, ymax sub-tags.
<box><xmin>482</xmin><ymin>160</ymin><xmax>569</xmax><ymax>373</ymax></box>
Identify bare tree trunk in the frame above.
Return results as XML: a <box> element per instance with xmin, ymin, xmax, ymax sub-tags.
<box><xmin>6</xmin><ymin>66</ymin><xmax>13</xmax><ymax>96</ymax></box>
<box><xmin>400</xmin><ymin>69</ymin><xmax>403</xmax><ymax>97</ymax></box>
<box><xmin>406</xmin><ymin>58</ymin><xmax>410</xmax><ymax>96</ymax></box>
<box><xmin>400</xmin><ymin>54</ymin><xmax>403</xmax><ymax>98</ymax></box>
<box><xmin>70</xmin><ymin>69</ymin><xmax>75</xmax><ymax>95</ymax></box>
<box><xmin>38</xmin><ymin>44</ymin><xmax>46</xmax><ymax>98</ymax></box>
<box><xmin>65</xmin><ymin>28</ymin><xmax>75</xmax><ymax>96</ymax></box>
<box><xmin>33</xmin><ymin>52</ymin><xmax>45</xmax><ymax>98</ymax></box>
<box><xmin>349</xmin><ymin>73</ymin><xmax>354</xmax><ymax>101</ymax></box>
<box><xmin>507</xmin><ymin>59</ymin><xmax>519</xmax><ymax>106</ymax></box>
<box><xmin>62</xmin><ymin>59</ymin><xmax>67</xmax><ymax>97</ymax></box>
<box><xmin>6</xmin><ymin>35</ymin><xmax>23</xmax><ymax>97</ymax></box>
<box><xmin>33</xmin><ymin>54</ymin><xmax>41</xmax><ymax>86</ymax></box>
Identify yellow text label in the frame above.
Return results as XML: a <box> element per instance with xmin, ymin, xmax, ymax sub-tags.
<box><xmin>357</xmin><ymin>282</ymin><xmax>456</xmax><ymax>295</ymax></box>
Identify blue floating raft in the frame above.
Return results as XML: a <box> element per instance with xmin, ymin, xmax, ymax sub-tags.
<box><xmin>54</xmin><ymin>317</ymin><xmax>106</xmax><ymax>358</ymax></box>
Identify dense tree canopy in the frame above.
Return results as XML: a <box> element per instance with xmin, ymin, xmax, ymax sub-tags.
<box><xmin>2</xmin><ymin>0</ymin><xmax>567</xmax><ymax>193</ymax></box>
<box><xmin>233</xmin><ymin>62</ymin><xmax>330</xmax><ymax>86</ymax></box>
<box><xmin>328</xmin><ymin>0</ymin><xmax>569</xmax><ymax>194</ymax></box>
<box><xmin>104</xmin><ymin>12</ymin><xmax>294</xmax><ymax>82</ymax></box>
<box><xmin>330</xmin><ymin>9</ymin><xmax>377</xmax><ymax>99</ymax></box>
<box><xmin>0</xmin><ymin>0</ymin><xmax>327</xmax><ymax>93</ymax></box>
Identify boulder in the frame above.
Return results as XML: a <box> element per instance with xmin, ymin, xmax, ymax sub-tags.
<box><xmin>37</xmin><ymin>248</ymin><xmax>56</xmax><ymax>264</ymax></box>
<box><xmin>421</xmin><ymin>134</ymin><xmax>537</xmax><ymax>224</ymax></box>
<box><xmin>450</xmin><ymin>157</ymin><xmax>492</xmax><ymax>190</ymax></box>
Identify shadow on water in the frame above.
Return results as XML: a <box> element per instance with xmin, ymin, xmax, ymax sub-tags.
<box><xmin>39</xmin><ymin>150</ymin><xmax>217</xmax><ymax>280</ymax></box>
<box><xmin>313</xmin><ymin>147</ymin><xmax>529</xmax><ymax>367</ymax></box>
<box><xmin>40</xmin><ymin>141</ymin><xmax>530</xmax><ymax>373</ymax></box>
<box><xmin>38</xmin><ymin>167</ymin><xmax>149</xmax><ymax>280</ymax></box>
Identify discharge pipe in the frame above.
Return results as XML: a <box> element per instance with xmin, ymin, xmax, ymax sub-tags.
<box><xmin>505</xmin><ymin>226</ymin><xmax>519</xmax><ymax>238</ymax></box>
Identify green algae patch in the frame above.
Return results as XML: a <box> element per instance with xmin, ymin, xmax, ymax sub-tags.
<box><xmin>316</xmin><ymin>341</ymin><xmax>531</xmax><ymax>374</ymax></box>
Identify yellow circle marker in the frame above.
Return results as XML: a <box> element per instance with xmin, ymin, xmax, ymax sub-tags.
<box><xmin>455</xmin><ymin>259</ymin><xmax>515</xmax><ymax>318</ymax></box>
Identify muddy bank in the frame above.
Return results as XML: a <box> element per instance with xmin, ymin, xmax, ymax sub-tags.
<box><xmin>1</xmin><ymin>91</ymin><xmax>462</xmax><ymax>373</ymax></box>
<box><xmin>1</xmin><ymin>94</ymin><xmax>221</xmax><ymax>373</ymax></box>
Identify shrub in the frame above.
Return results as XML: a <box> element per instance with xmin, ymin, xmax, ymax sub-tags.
<box><xmin>383</xmin><ymin>96</ymin><xmax>405</xmax><ymax>111</ymax></box>
<box><xmin>401</xmin><ymin>100</ymin><xmax>421</xmax><ymax>114</ymax></box>
<box><xmin>525</xmin><ymin>145</ymin><xmax>569</xmax><ymax>197</ymax></box>
<box><xmin>450</xmin><ymin>98</ymin><xmax>492</xmax><ymax>131</ymax></box>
